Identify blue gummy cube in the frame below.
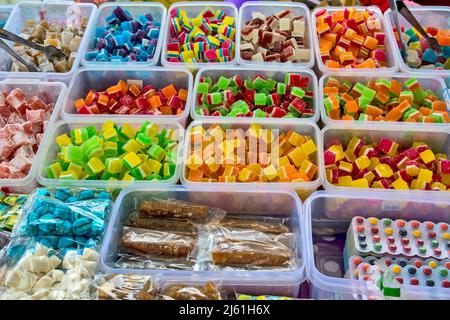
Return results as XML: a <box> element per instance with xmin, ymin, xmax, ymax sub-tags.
<box><xmin>85</xmin><ymin>51</ymin><xmax>98</xmax><ymax>60</ymax></box>
<box><xmin>97</xmin><ymin>191</ymin><xmax>110</xmax><ymax>200</ymax></box>
<box><xmin>422</xmin><ymin>48</ymin><xmax>437</xmax><ymax>63</ymax></box>
<box><xmin>137</xmin><ymin>15</ymin><xmax>149</xmax><ymax>26</ymax></box>
<box><xmin>78</xmin><ymin>190</ymin><xmax>95</xmax><ymax>200</ymax></box>
<box><xmin>442</xmin><ymin>46</ymin><xmax>450</xmax><ymax>59</ymax></box>
<box><xmin>122</xmin><ymin>30</ymin><xmax>132</xmax><ymax>43</ymax></box>
<box><xmin>115</xmin><ymin>35</ymin><xmax>125</xmax><ymax>46</ymax></box>
<box><xmin>120</xmin><ymin>20</ymin><xmax>132</xmax><ymax>31</ymax></box>
<box><xmin>95</xmin><ymin>26</ymin><xmax>106</xmax><ymax>38</ymax></box>
<box><xmin>148</xmin><ymin>28</ymin><xmax>159</xmax><ymax>39</ymax></box>
<box><xmin>37</xmin><ymin>188</ymin><xmax>50</xmax><ymax>197</ymax></box>
<box><xmin>58</xmin><ymin>236</ymin><xmax>75</xmax><ymax>248</ymax></box>
<box><xmin>111</xmin><ymin>55</ymin><xmax>124</xmax><ymax>62</ymax></box>
<box><xmin>105</xmin><ymin>13</ymin><xmax>118</xmax><ymax>25</ymax></box>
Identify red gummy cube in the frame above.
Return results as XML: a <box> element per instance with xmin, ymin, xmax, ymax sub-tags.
<box><xmin>377</xmin><ymin>137</ymin><xmax>396</xmax><ymax>154</ymax></box>
<box><xmin>119</xmin><ymin>95</ymin><xmax>134</xmax><ymax>108</ymax></box>
<box><xmin>270</xmin><ymin>107</ymin><xmax>287</xmax><ymax>118</ymax></box>
<box><xmin>439</xmin><ymin>159</ymin><xmax>450</xmax><ymax>174</ymax></box>
<box><xmin>404</xmin><ymin>147</ymin><xmax>420</xmax><ymax>161</ymax></box>
<box><xmin>324</xmin><ymin>149</ymin><xmax>337</xmax><ymax>166</ymax></box>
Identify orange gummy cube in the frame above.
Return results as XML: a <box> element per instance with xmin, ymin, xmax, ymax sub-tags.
<box><xmin>85</xmin><ymin>90</ymin><xmax>96</xmax><ymax>106</ymax></box>
<box><xmin>74</xmin><ymin>98</ymin><xmax>85</xmax><ymax>111</ymax></box>
<box><xmin>160</xmin><ymin>105</ymin><xmax>173</xmax><ymax>115</ymax></box>
<box><xmin>324</xmin><ymin>87</ymin><xmax>339</xmax><ymax>96</ymax></box>
<box><xmin>342</xmin><ymin>115</ymin><xmax>354</xmax><ymax>120</ymax></box>
<box><xmin>325</xmin><ymin>60</ymin><xmax>340</xmax><ymax>68</ymax></box>
<box><xmin>432</xmin><ymin>101</ymin><xmax>446</xmax><ymax>112</ymax></box>
<box><xmin>129</xmin><ymin>84</ymin><xmax>141</xmax><ymax>97</ymax></box>
<box><xmin>162</xmin><ymin>84</ymin><xmax>177</xmax><ymax>98</ymax></box>
<box><xmin>188</xmin><ymin>169</ymin><xmax>204</xmax><ymax>182</ymax></box>
<box><xmin>178</xmin><ymin>88</ymin><xmax>188</xmax><ymax>101</ymax></box>
<box><xmin>149</xmin><ymin>95</ymin><xmax>162</xmax><ymax>108</ymax></box>
<box><xmin>117</xmin><ymin>80</ymin><xmax>128</xmax><ymax>94</ymax></box>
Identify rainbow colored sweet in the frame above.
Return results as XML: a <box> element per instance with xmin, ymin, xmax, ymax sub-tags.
<box><xmin>166</xmin><ymin>7</ymin><xmax>235</xmax><ymax>63</ymax></box>
<box><xmin>324</xmin><ymin>136</ymin><xmax>450</xmax><ymax>191</ymax></box>
<box><xmin>44</xmin><ymin>121</ymin><xmax>178</xmax><ymax>181</ymax></box>
<box><xmin>323</xmin><ymin>77</ymin><xmax>449</xmax><ymax>123</ymax></box>
<box><xmin>186</xmin><ymin>124</ymin><xmax>318</xmax><ymax>183</ymax></box>
<box><xmin>315</xmin><ymin>8</ymin><xmax>388</xmax><ymax>69</ymax></box>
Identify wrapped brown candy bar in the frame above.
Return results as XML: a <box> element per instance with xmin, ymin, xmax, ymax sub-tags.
<box><xmin>158</xmin><ymin>281</ymin><xmax>222</xmax><ymax>300</ymax></box>
<box><xmin>96</xmin><ymin>274</ymin><xmax>156</xmax><ymax>300</ymax></box>
<box><xmin>121</xmin><ymin>227</ymin><xmax>196</xmax><ymax>259</ymax></box>
<box><xmin>139</xmin><ymin>199</ymin><xmax>209</xmax><ymax>220</ymax></box>
<box><xmin>219</xmin><ymin>217</ymin><xmax>289</xmax><ymax>235</ymax></box>
<box><xmin>129</xmin><ymin>215</ymin><xmax>197</xmax><ymax>236</ymax></box>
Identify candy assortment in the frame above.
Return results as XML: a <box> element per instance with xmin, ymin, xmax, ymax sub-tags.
<box><xmin>315</xmin><ymin>8</ymin><xmax>388</xmax><ymax>69</ymax></box>
<box><xmin>0</xmin><ymin>88</ymin><xmax>56</xmax><ymax>180</ymax></box>
<box><xmin>322</xmin><ymin>77</ymin><xmax>449</xmax><ymax>123</ymax></box>
<box><xmin>85</xmin><ymin>6</ymin><xmax>161</xmax><ymax>63</ymax></box>
<box><xmin>240</xmin><ymin>9</ymin><xmax>310</xmax><ymax>63</ymax></box>
<box><xmin>324</xmin><ymin>136</ymin><xmax>450</xmax><ymax>191</ymax></box>
<box><xmin>166</xmin><ymin>7</ymin><xmax>235</xmax><ymax>64</ymax></box>
<box><xmin>44</xmin><ymin>121</ymin><xmax>179</xmax><ymax>182</ymax></box>
<box><xmin>186</xmin><ymin>124</ymin><xmax>318</xmax><ymax>183</ymax></box>
<box><xmin>73</xmin><ymin>79</ymin><xmax>188</xmax><ymax>116</ymax></box>
<box><xmin>195</xmin><ymin>73</ymin><xmax>314</xmax><ymax>118</ymax></box>
<box><xmin>0</xmin><ymin>191</ymin><xmax>27</xmax><ymax>232</ymax></box>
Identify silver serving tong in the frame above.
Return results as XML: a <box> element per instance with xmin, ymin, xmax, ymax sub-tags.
<box><xmin>388</xmin><ymin>0</ymin><xmax>408</xmax><ymax>62</ymax></box>
<box><xmin>0</xmin><ymin>28</ymin><xmax>66</xmax><ymax>72</ymax></box>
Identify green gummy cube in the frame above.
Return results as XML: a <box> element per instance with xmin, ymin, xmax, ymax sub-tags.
<box><xmin>202</xmin><ymin>76</ymin><xmax>212</xmax><ymax>86</ymax></box>
<box><xmin>404</xmin><ymin>77</ymin><xmax>418</xmax><ymax>89</ymax></box>
<box><xmin>358</xmin><ymin>113</ymin><xmax>369</xmax><ymax>121</ymax></box>
<box><xmin>197</xmin><ymin>82</ymin><xmax>210</xmax><ymax>94</ymax></box>
<box><xmin>277</xmin><ymin>82</ymin><xmax>286</xmax><ymax>95</ymax></box>
<box><xmin>244</xmin><ymin>78</ymin><xmax>253</xmax><ymax>89</ymax></box>
<box><xmin>147</xmin><ymin>144</ymin><xmax>166</xmax><ymax>162</ymax></box>
<box><xmin>359</xmin><ymin>96</ymin><xmax>371</xmax><ymax>111</ymax></box>
<box><xmin>412</xmin><ymin>87</ymin><xmax>426</xmax><ymax>102</ymax></box>
<box><xmin>430</xmin><ymin>113</ymin><xmax>444</xmax><ymax>123</ymax></box>
<box><xmin>253</xmin><ymin>109</ymin><xmax>266</xmax><ymax>117</ymax></box>
<box><xmin>341</xmin><ymin>80</ymin><xmax>352</xmax><ymax>92</ymax></box>
<box><xmin>229</xmin><ymin>108</ymin><xmax>243</xmax><ymax>117</ymax></box>
<box><xmin>163</xmin><ymin>162</ymin><xmax>176</xmax><ymax>178</ymax></box>
<box><xmin>146</xmin><ymin>173</ymin><xmax>162</xmax><ymax>181</ymax></box>
<box><xmin>211</xmin><ymin>92</ymin><xmax>222</xmax><ymax>104</ymax></box>
<box><xmin>136</xmin><ymin>133</ymin><xmax>152</xmax><ymax>147</ymax></box>
<box><xmin>64</xmin><ymin>146</ymin><xmax>84</xmax><ymax>165</ymax></box>
<box><xmin>217</xmin><ymin>76</ymin><xmax>231</xmax><ymax>90</ymax></box>
<box><xmin>375</xmin><ymin>79</ymin><xmax>391</xmax><ymax>88</ymax></box>
<box><xmin>362</xmin><ymin>87</ymin><xmax>376</xmax><ymax>102</ymax></box>
<box><xmin>291</xmin><ymin>87</ymin><xmax>305</xmax><ymax>98</ymax></box>
<box><xmin>353</xmin><ymin>82</ymin><xmax>365</xmax><ymax>94</ymax></box>
<box><xmin>265</xmin><ymin>79</ymin><xmax>276</xmax><ymax>91</ymax></box>
<box><xmin>214</xmin><ymin>106</ymin><xmax>230</xmax><ymax>116</ymax></box>
<box><xmin>254</xmin><ymin>93</ymin><xmax>266</xmax><ymax>106</ymax></box>
<box><xmin>86</xmin><ymin>126</ymin><xmax>97</xmax><ymax>138</ymax></box>
<box><xmin>45</xmin><ymin>162</ymin><xmax>62</xmax><ymax>179</ymax></box>
<box><xmin>252</xmin><ymin>76</ymin><xmax>266</xmax><ymax>90</ymax></box>
<box><xmin>425</xmin><ymin>89</ymin><xmax>437</xmax><ymax>98</ymax></box>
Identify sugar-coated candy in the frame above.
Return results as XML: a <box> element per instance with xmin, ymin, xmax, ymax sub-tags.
<box><xmin>392</xmin><ymin>25</ymin><xmax>450</xmax><ymax>70</ymax></box>
<box><xmin>85</xmin><ymin>6</ymin><xmax>161</xmax><ymax>63</ymax></box>
<box><xmin>315</xmin><ymin>8</ymin><xmax>388</xmax><ymax>69</ymax></box>
<box><xmin>185</xmin><ymin>124</ymin><xmax>318</xmax><ymax>183</ymax></box>
<box><xmin>166</xmin><ymin>7</ymin><xmax>235</xmax><ymax>63</ymax></box>
<box><xmin>0</xmin><ymin>192</ymin><xmax>27</xmax><ymax>232</ymax></box>
<box><xmin>195</xmin><ymin>73</ymin><xmax>314</xmax><ymax>118</ymax></box>
<box><xmin>74</xmin><ymin>79</ymin><xmax>188</xmax><ymax>116</ymax></box>
<box><xmin>10</xmin><ymin>16</ymin><xmax>88</xmax><ymax>73</ymax></box>
<box><xmin>240</xmin><ymin>9</ymin><xmax>310</xmax><ymax>63</ymax></box>
<box><xmin>44</xmin><ymin>121</ymin><xmax>178</xmax><ymax>181</ymax></box>
<box><xmin>0</xmin><ymin>88</ymin><xmax>56</xmax><ymax>180</ymax></box>
<box><xmin>325</xmin><ymin>136</ymin><xmax>450</xmax><ymax>191</ymax></box>
<box><xmin>323</xmin><ymin>77</ymin><xmax>449</xmax><ymax>123</ymax></box>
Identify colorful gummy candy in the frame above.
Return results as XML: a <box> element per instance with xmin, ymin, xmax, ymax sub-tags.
<box><xmin>347</xmin><ymin>217</ymin><xmax>449</xmax><ymax>259</ymax></box>
<box><xmin>350</xmin><ymin>255</ymin><xmax>450</xmax><ymax>289</ymax></box>
<box><xmin>166</xmin><ymin>7</ymin><xmax>235</xmax><ymax>63</ymax></box>
<box><xmin>44</xmin><ymin>121</ymin><xmax>178</xmax><ymax>181</ymax></box>
<box><xmin>240</xmin><ymin>9</ymin><xmax>310</xmax><ymax>63</ymax></box>
<box><xmin>0</xmin><ymin>88</ymin><xmax>56</xmax><ymax>179</ymax></box>
<box><xmin>324</xmin><ymin>136</ymin><xmax>450</xmax><ymax>191</ymax></box>
<box><xmin>195</xmin><ymin>73</ymin><xmax>314</xmax><ymax>118</ymax></box>
<box><xmin>323</xmin><ymin>77</ymin><xmax>449</xmax><ymax>123</ymax></box>
<box><xmin>74</xmin><ymin>79</ymin><xmax>188</xmax><ymax>116</ymax></box>
<box><xmin>11</xmin><ymin>17</ymin><xmax>88</xmax><ymax>72</ymax></box>
<box><xmin>186</xmin><ymin>124</ymin><xmax>318</xmax><ymax>183</ymax></box>
<box><xmin>0</xmin><ymin>192</ymin><xmax>27</xmax><ymax>232</ymax></box>
<box><xmin>85</xmin><ymin>6</ymin><xmax>161</xmax><ymax>62</ymax></box>
<box><xmin>315</xmin><ymin>8</ymin><xmax>388</xmax><ymax>69</ymax></box>
<box><xmin>7</xmin><ymin>188</ymin><xmax>111</xmax><ymax>257</ymax></box>
<box><xmin>392</xmin><ymin>26</ymin><xmax>450</xmax><ymax>70</ymax></box>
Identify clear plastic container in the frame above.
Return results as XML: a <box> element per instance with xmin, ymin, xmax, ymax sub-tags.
<box><xmin>384</xmin><ymin>7</ymin><xmax>450</xmax><ymax>79</ymax></box>
<box><xmin>160</xmin><ymin>1</ymin><xmax>238</xmax><ymax>69</ymax></box>
<box><xmin>36</xmin><ymin>118</ymin><xmax>184</xmax><ymax>189</ymax></box>
<box><xmin>319</xmin><ymin>72</ymin><xmax>450</xmax><ymax>128</ymax></box>
<box><xmin>191</xmin><ymin>66</ymin><xmax>319</xmax><ymax>123</ymax></box>
<box><xmin>321</xmin><ymin>125</ymin><xmax>450</xmax><ymax>197</ymax></box>
<box><xmin>181</xmin><ymin>119</ymin><xmax>323</xmax><ymax>200</ymax></box>
<box><xmin>81</xmin><ymin>2</ymin><xmax>167</xmax><ymax>68</ymax></box>
<box><xmin>0</xmin><ymin>0</ymin><xmax>97</xmax><ymax>84</ymax></box>
<box><xmin>303</xmin><ymin>190</ymin><xmax>450</xmax><ymax>300</ymax></box>
<box><xmin>99</xmin><ymin>186</ymin><xmax>306</xmax><ymax>297</ymax></box>
<box><xmin>236</xmin><ymin>1</ymin><xmax>314</xmax><ymax>69</ymax></box>
<box><xmin>0</xmin><ymin>78</ymin><xmax>67</xmax><ymax>193</ymax></box>
<box><xmin>60</xmin><ymin>66</ymin><xmax>193</xmax><ymax>127</ymax></box>
<box><xmin>0</xmin><ymin>5</ymin><xmax>14</xmax><ymax>28</ymax></box>
<box><xmin>311</xmin><ymin>6</ymin><xmax>398</xmax><ymax>76</ymax></box>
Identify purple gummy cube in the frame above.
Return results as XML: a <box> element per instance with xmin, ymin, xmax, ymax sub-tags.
<box><xmin>118</xmin><ymin>49</ymin><xmax>127</xmax><ymax>57</ymax></box>
<box><xmin>145</xmin><ymin>13</ymin><xmax>153</xmax><ymax>21</ymax></box>
<box><xmin>129</xmin><ymin>54</ymin><xmax>137</xmax><ymax>61</ymax></box>
<box><xmin>96</xmin><ymin>38</ymin><xmax>107</xmax><ymax>50</ymax></box>
<box><xmin>113</xmin><ymin>6</ymin><xmax>128</xmax><ymax>22</ymax></box>
<box><xmin>136</xmin><ymin>30</ymin><xmax>145</xmax><ymax>41</ymax></box>
<box><xmin>131</xmin><ymin>21</ymin><xmax>140</xmax><ymax>33</ymax></box>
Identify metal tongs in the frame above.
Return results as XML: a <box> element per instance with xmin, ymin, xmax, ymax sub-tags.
<box><xmin>389</xmin><ymin>0</ymin><xmax>441</xmax><ymax>62</ymax></box>
<box><xmin>0</xmin><ymin>28</ymin><xmax>66</xmax><ymax>72</ymax></box>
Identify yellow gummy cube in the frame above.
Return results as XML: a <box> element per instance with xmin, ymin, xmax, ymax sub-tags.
<box><xmin>277</xmin><ymin>156</ymin><xmax>291</xmax><ymax>168</ymax></box>
<box><xmin>351</xmin><ymin>178</ymin><xmax>369</xmax><ymax>188</ymax></box>
<box><xmin>55</xmin><ymin>134</ymin><xmax>72</xmax><ymax>147</ymax></box>
<box><xmin>338</xmin><ymin>176</ymin><xmax>352</xmax><ymax>187</ymax></box>
<box><xmin>344</xmin><ymin>149</ymin><xmax>356</xmax><ymax>162</ymax></box>
<box><xmin>186</xmin><ymin>153</ymin><xmax>203</xmax><ymax>170</ymax></box>
<box><xmin>67</xmin><ymin>163</ymin><xmax>83</xmax><ymax>176</ymax></box>
<box><xmin>330</xmin><ymin>145</ymin><xmax>344</xmax><ymax>161</ymax></box>
<box><xmin>435</xmin><ymin>153</ymin><xmax>447</xmax><ymax>160</ymax></box>
<box><xmin>238</xmin><ymin>167</ymin><xmax>253</xmax><ymax>182</ymax></box>
<box><xmin>369</xmin><ymin>157</ymin><xmax>380</xmax><ymax>171</ymax></box>
<box><xmin>205</xmin><ymin>157</ymin><xmax>220</xmax><ymax>173</ymax></box>
<box><xmin>181</xmin><ymin>50</ymin><xmax>195</xmax><ymax>61</ymax></box>
<box><xmin>247</xmin><ymin>124</ymin><xmax>263</xmax><ymax>138</ymax></box>
<box><xmin>191</xmin><ymin>17</ymin><xmax>203</xmax><ymax>27</ymax></box>
<box><xmin>419</xmin><ymin>149</ymin><xmax>435</xmax><ymax>164</ymax></box>
<box><xmin>121</xmin><ymin>123</ymin><xmax>136</xmax><ymax>139</ymax></box>
<box><xmin>355</xmin><ymin>155</ymin><xmax>370</xmax><ymax>170</ymax></box>
<box><xmin>288</xmin><ymin>147</ymin><xmax>307</xmax><ymax>167</ymax></box>
<box><xmin>147</xmin><ymin>159</ymin><xmax>162</xmax><ymax>173</ymax></box>
<box><xmin>59</xmin><ymin>170</ymin><xmax>79</xmax><ymax>180</ymax></box>
<box><xmin>363</xmin><ymin>171</ymin><xmax>376</xmax><ymax>184</ymax></box>
<box><xmin>263</xmin><ymin>164</ymin><xmax>278</xmax><ymax>181</ymax></box>
<box><xmin>246</xmin><ymin>163</ymin><xmax>261</xmax><ymax>176</ymax></box>
<box><xmin>339</xmin><ymin>161</ymin><xmax>353</xmax><ymax>173</ymax></box>
<box><xmin>287</xmin><ymin>132</ymin><xmax>306</xmax><ymax>147</ymax></box>
<box><xmin>391</xmin><ymin>178</ymin><xmax>409</xmax><ymax>190</ymax></box>
<box><xmin>410</xmin><ymin>179</ymin><xmax>427</xmax><ymax>190</ymax></box>
<box><xmin>375</xmin><ymin>164</ymin><xmax>393</xmax><ymax>178</ymax></box>
<box><xmin>122</xmin><ymin>139</ymin><xmax>141</xmax><ymax>153</ymax></box>
<box><xmin>431</xmin><ymin>182</ymin><xmax>446</xmax><ymax>191</ymax></box>
<box><xmin>123</xmin><ymin>152</ymin><xmax>142</xmax><ymax>169</ymax></box>
<box><xmin>87</xmin><ymin>157</ymin><xmax>105</xmax><ymax>174</ymax></box>
<box><xmin>222</xmin><ymin>16</ymin><xmax>235</xmax><ymax>26</ymax></box>
<box><xmin>301</xmin><ymin>139</ymin><xmax>317</xmax><ymax>155</ymax></box>
<box><xmin>122</xmin><ymin>173</ymin><xmax>135</xmax><ymax>181</ymax></box>
<box><xmin>442</xmin><ymin>174</ymin><xmax>450</xmax><ymax>185</ymax></box>
<box><xmin>102</xmin><ymin>120</ymin><xmax>115</xmax><ymax>132</ymax></box>
<box><xmin>417</xmin><ymin>169</ymin><xmax>433</xmax><ymax>183</ymax></box>
<box><xmin>103</xmin><ymin>128</ymin><xmax>117</xmax><ymax>140</ymax></box>
<box><xmin>223</xmin><ymin>165</ymin><xmax>238</xmax><ymax>177</ymax></box>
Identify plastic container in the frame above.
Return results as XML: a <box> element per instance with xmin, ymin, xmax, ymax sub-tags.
<box><xmin>100</xmin><ymin>186</ymin><xmax>306</xmax><ymax>297</ymax></box>
<box><xmin>0</xmin><ymin>5</ymin><xmax>14</xmax><ymax>28</ymax></box>
<box><xmin>60</xmin><ymin>66</ymin><xmax>193</xmax><ymax>127</ymax></box>
<box><xmin>0</xmin><ymin>78</ymin><xmax>67</xmax><ymax>193</ymax></box>
<box><xmin>321</xmin><ymin>125</ymin><xmax>450</xmax><ymax>197</ymax></box>
<box><xmin>181</xmin><ymin>119</ymin><xmax>322</xmax><ymax>200</ymax></box>
<box><xmin>191</xmin><ymin>66</ymin><xmax>319</xmax><ymax>123</ymax></box>
<box><xmin>311</xmin><ymin>6</ymin><xmax>398</xmax><ymax>76</ymax></box>
<box><xmin>160</xmin><ymin>1</ymin><xmax>238</xmax><ymax>69</ymax></box>
<box><xmin>303</xmin><ymin>190</ymin><xmax>450</xmax><ymax>300</ymax></box>
<box><xmin>384</xmin><ymin>7</ymin><xmax>450</xmax><ymax>79</ymax></box>
<box><xmin>81</xmin><ymin>2</ymin><xmax>167</xmax><ymax>68</ymax></box>
<box><xmin>0</xmin><ymin>1</ymin><xmax>97</xmax><ymax>84</ymax></box>
<box><xmin>36</xmin><ymin>118</ymin><xmax>184</xmax><ymax>189</ymax></box>
<box><xmin>319</xmin><ymin>72</ymin><xmax>450</xmax><ymax>128</ymax></box>
<box><xmin>236</xmin><ymin>1</ymin><xmax>314</xmax><ymax>69</ymax></box>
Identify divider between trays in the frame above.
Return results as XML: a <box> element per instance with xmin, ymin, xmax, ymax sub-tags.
<box><xmin>236</xmin><ymin>1</ymin><xmax>315</xmax><ymax>69</ymax></box>
<box><xmin>190</xmin><ymin>66</ymin><xmax>320</xmax><ymax>123</ymax></box>
<box><xmin>36</xmin><ymin>118</ymin><xmax>185</xmax><ymax>189</ymax></box>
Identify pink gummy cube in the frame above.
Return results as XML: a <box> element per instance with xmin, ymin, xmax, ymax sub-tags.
<box><xmin>324</xmin><ymin>149</ymin><xmax>338</xmax><ymax>166</ymax></box>
<box><xmin>27</xmin><ymin>96</ymin><xmax>47</xmax><ymax>110</ymax></box>
<box><xmin>26</xmin><ymin>109</ymin><xmax>46</xmax><ymax>123</ymax></box>
<box><xmin>9</xmin><ymin>154</ymin><xmax>32</xmax><ymax>173</ymax></box>
<box><xmin>377</xmin><ymin>137</ymin><xmax>395</xmax><ymax>154</ymax></box>
<box><xmin>439</xmin><ymin>159</ymin><xmax>450</xmax><ymax>174</ymax></box>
